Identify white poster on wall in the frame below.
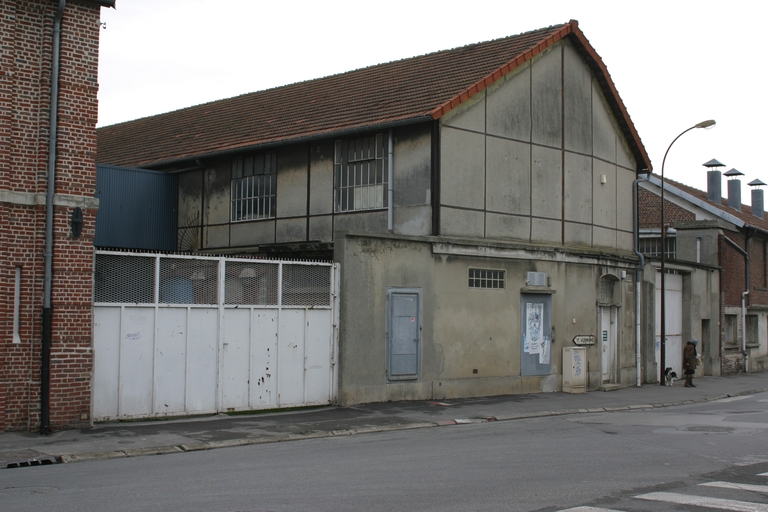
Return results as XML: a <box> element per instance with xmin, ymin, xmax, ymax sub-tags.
<box><xmin>526</xmin><ymin>302</ymin><xmax>543</xmax><ymax>355</ymax></box>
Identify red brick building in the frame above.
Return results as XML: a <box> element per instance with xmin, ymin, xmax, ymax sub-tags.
<box><xmin>0</xmin><ymin>0</ymin><xmax>114</xmax><ymax>432</ymax></box>
<box><xmin>638</xmin><ymin>166</ymin><xmax>768</xmax><ymax>377</ymax></box>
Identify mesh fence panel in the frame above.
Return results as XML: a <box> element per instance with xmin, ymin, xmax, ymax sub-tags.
<box><xmin>95</xmin><ymin>254</ymin><xmax>156</xmax><ymax>303</ymax></box>
<box><xmin>281</xmin><ymin>264</ymin><xmax>331</xmax><ymax>306</ymax></box>
<box><xmin>224</xmin><ymin>261</ymin><xmax>279</xmax><ymax>305</ymax></box>
<box><xmin>159</xmin><ymin>257</ymin><xmax>219</xmax><ymax>305</ymax></box>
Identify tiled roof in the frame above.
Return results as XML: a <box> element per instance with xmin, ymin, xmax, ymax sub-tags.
<box><xmin>654</xmin><ymin>174</ymin><xmax>768</xmax><ymax>233</ymax></box>
<box><xmin>97</xmin><ymin>20</ymin><xmax>651</xmax><ymax>171</ymax></box>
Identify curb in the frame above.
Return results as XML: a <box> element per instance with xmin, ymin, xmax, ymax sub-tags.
<box><xmin>24</xmin><ymin>386</ymin><xmax>768</xmax><ymax>467</ymax></box>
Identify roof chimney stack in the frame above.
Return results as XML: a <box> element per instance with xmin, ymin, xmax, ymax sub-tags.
<box><xmin>724</xmin><ymin>168</ymin><xmax>744</xmax><ymax>211</ymax></box>
<box><xmin>750</xmin><ymin>179</ymin><xmax>765</xmax><ymax>220</ymax></box>
<box><xmin>703</xmin><ymin>158</ymin><xmax>724</xmax><ymax>204</ymax></box>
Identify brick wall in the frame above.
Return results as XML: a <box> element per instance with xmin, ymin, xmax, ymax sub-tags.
<box><xmin>0</xmin><ymin>0</ymin><xmax>102</xmax><ymax>431</ymax></box>
<box><xmin>637</xmin><ymin>187</ymin><xmax>696</xmax><ymax>229</ymax></box>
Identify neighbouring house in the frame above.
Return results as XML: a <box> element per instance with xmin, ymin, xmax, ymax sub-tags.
<box><xmin>96</xmin><ymin>20</ymin><xmax>653</xmax><ymax>412</ymax></box>
<box><xmin>0</xmin><ymin>0</ymin><xmax>114</xmax><ymax>432</ymax></box>
<box><xmin>638</xmin><ymin>160</ymin><xmax>768</xmax><ymax>377</ymax></box>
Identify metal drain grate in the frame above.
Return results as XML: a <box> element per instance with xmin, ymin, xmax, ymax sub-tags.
<box><xmin>2</xmin><ymin>456</ymin><xmax>58</xmax><ymax>469</ymax></box>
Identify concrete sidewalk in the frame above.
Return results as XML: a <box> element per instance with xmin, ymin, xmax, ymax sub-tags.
<box><xmin>2</xmin><ymin>372</ymin><xmax>767</xmax><ymax>469</ymax></box>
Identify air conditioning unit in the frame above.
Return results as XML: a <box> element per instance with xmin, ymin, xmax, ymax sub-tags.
<box><xmin>527</xmin><ymin>272</ymin><xmax>547</xmax><ymax>286</ymax></box>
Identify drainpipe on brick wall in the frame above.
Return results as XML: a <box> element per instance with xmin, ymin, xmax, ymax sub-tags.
<box><xmin>633</xmin><ymin>173</ymin><xmax>650</xmax><ymax>387</ymax></box>
<box><xmin>724</xmin><ymin>232</ymin><xmax>753</xmax><ymax>373</ymax></box>
<box><xmin>41</xmin><ymin>0</ymin><xmax>66</xmax><ymax>435</ymax></box>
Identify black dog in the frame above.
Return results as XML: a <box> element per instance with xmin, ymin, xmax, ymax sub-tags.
<box><xmin>664</xmin><ymin>367</ymin><xmax>678</xmax><ymax>386</ymax></box>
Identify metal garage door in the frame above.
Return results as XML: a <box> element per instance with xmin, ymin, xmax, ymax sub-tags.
<box><xmin>92</xmin><ymin>251</ymin><xmax>339</xmax><ymax>421</ymax></box>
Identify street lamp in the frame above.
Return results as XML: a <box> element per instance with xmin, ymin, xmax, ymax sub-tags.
<box><xmin>659</xmin><ymin>119</ymin><xmax>716</xmax><ymax>385</ymax></box>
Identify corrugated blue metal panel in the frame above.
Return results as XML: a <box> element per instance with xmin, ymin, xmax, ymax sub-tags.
<box><xmin>95</xmin><ymin>165</ymin><xmax>178</xmax><ymax>251</ymax></box>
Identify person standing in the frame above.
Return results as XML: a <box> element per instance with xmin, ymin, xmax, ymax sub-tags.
<box><xmin>683</xmin><ymin>339</ymin><xmax>698</xmax><ymax>387</ymax></box>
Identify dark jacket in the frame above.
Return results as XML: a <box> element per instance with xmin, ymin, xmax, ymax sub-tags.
<box><xmin>683</xmin><ymin>342</ymin><xmax>698</xmax><ymax>373</ymax></box>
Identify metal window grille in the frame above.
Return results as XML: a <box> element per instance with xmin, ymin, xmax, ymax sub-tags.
<box><xmin>599</xmin><ymin>278</ymin><xmax>616</xmax><ymax>304</ymax></box>
<box><xmin>724</xmin><ymin>314</ymin><xmax>738</xmax><ymax>344</ymax></box>
<box><xmin>231</xmin><ymin>152</ymin><xmax>276</xmax><ymax>222</ymax></box>
<box><xmin>281</xmin><ymin>264</ymin><xmax>331</xmax><ymax>306</ymax></box>
<box><xmin>746</xmin><ymin>315</ymin><xmax>758</xmax><ymax>344</ymax></box>
<box><xmin>468</xmin><ymin>268</ymin><xmax>505</xmax><ymax>289</ymax></box>
<box><xmin>638</xmin><ymin>236</ymin><xmax>676</xmax><ymax>259</ymax></box>
<box><xmin>334</xmin><ymin>134</ymin><xmax>388</xmax><ymax>212</ymax></box>
<box><xmin>224</xmin><ymin>261</ymin><xmax>279</xmax><ymax>305</ymax></box>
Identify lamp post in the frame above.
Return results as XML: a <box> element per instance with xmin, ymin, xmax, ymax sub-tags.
<box><xmin>659</xmin><ymin>119</ymin><xmax>716</xmax><ymax>385</ymax></box>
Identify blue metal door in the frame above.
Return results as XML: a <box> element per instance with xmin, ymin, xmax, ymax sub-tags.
<box><xmin>387</xmin><ymin>289</ymin><xmax>421</xmax><ymax>381</ymax></box>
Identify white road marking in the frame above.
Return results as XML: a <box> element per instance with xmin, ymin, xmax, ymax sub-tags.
<box><xmin>636</xmin><ymin>491</ymin><xmax>768</xmax><ymax>511</ymax></box>
<box><xmin>701</xmin><ymin>481</ymin><xmax>768</xmax><ymax>493</ymax></box>
<box><xmin>559</xmin><ymin>508</ymin><xmax>623</xmax><ymax>512</ymax></box>
<box><xmin>759</xmin><ymin>472</ymin><xmax>768</xmax><ymax>477</ymax></box>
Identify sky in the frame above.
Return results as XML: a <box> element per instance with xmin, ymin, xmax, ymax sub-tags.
<box><xmin>96</xmin><ymin>0</ymin><xmax>766</xmax><ymax>200</ymax></box>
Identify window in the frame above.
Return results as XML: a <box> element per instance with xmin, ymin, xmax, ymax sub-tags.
<box><xmin>638</xmin><ymin>235</ymin><xmax>676</xmax><ymax>259</ymax></box>
<box><xmin>724</xmin><ymin>314</ymin><xmax>738</xmax><ymax>345</ymax></box>
<box><xmin>746</xmin><ymin>315</ymin><xmax>758</xmax><ymax>345</ymax></box>
<box><xmin>334</xmin><ymin>134</ymin><xmax>388</xmax><ymax>212</ymax></box>
<box><xmin>231</xmin><ymin>152</ymin><xmax>276</xmax><ymax>222</ymax></box>
<box><xmin>469</xmin><ymin>269</ymin><xmax>505</xmax><ymax>289</ymax></box>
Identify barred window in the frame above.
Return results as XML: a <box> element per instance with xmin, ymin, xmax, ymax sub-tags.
<box><xmin>638</xmin><ymin>235</ymin><xmax>676</xmax><ymax>259</ymax></box>
<box><xmin>334</xmin><ymin>134</ymin><xmax>388</xmax><ymax>212</ymax></box>
<box><xmin>231</xmin><ymin>152</ymin><xmax>276</xmax><ymax>222</ymax></box>
<box><xmin>469</xmin><ymin>268</ymin><xmax>505</xmax><ymax>289</ymax></box>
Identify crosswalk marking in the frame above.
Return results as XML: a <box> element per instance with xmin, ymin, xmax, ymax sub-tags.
<box><xmin>701</xmin><ymin>481</ymin><xmax>768</xmax><ymax>493</ymax></box>
<box><xmin>636</xmin><ymin>491</ymin><xmax>768</xmax><ymax>511</ymax></box>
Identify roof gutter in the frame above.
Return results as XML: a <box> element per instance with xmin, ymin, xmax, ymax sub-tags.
<box><xmin>131</xmin><ymin>116</ymin><xmax>434</xmax><ymax>170</ymax></box>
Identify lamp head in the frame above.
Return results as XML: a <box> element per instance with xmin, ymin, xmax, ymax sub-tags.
<box><xmin>695</xmin><ymin>119</ymin><xmax>716</xmax><ymax>129</ymax></box>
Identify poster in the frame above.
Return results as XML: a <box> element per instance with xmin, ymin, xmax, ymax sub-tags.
<box><xmin>540</xmin><ymin>335</ymin><xmax>551</xmax><ymax>364</ymax></box>
<box><xmin>525</xmin><ymin>302</ymin><xmax>543</xmax><ymax>355</ymax></box>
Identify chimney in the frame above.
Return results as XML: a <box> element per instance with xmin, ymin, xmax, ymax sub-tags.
<box><xmin>724</xmin><ymin>168</ymin><xmax>744</xmax><ymax>211</ymax></box>
<box><xmin>703</xmin><ymin>158</ymin><xmax>724</xmax><ymax>204</ymax></box>
<box><xmin>750</xmin><ymin>179</ymin><xmax>765</xmax><ymax>219</ymax></box>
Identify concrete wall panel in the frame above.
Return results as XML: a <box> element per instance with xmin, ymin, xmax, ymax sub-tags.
<box><xmin>309</xmin><ymin>141</ymin><xmax>334</xmax><ymax>215</ymax></box>
<box><xmin>564</xmin><ymin>152</ymin><xmax>592</xmax><ymax>224</ymax></box>
<box><xmin>440</xmin><ymin>127</ymin><xmax>485</xmax><ymax>210</ymax></box>
<box><xmin>486</xmin><ymin>137</ymin><xmax>531</xmax><ymax>215</ymax></box>
<box><xmin>441</xmin><ymin>90</ymin><xmax>486</xmax><ymax>132</ymax></box>
<box><xmin>531</xmin><ymin>47</ymin><xmax>562</xmax><ymax>148</ymax></box>
<box><xmin>486</xmin><ymin>212</ymin><xmax>531</xmax><ymax>241</ymax></box>
<box><xmin>563</xmin><ymin>43</ymin><xmax>592</xmax><ymax>154</ymax></box>
<box><xmin>531</xmin><ymin>217</ymin><xmax>562</xmax><ymax>244</ymax></box>
<box><xmin>230</xmin><ymin>220</ymin><xmax>275</xmax><ymax>247</ymax></box>
<box><xmin>334</xmin><ymin>211</ymin><xmax>388</xmax><ymax>233</ymax></box>
<box><xmin>592</xmin><ymin>83</ymin><xmax>617</xmax><ymax>163</ymax></box>
<box><xmin>593</xmin><ymin>159</ymin><xmax>617</xmax><ymax>229</ymax></box>
<box><xmin>486</xmin><ymin>64</ymin><xmax>531</xmax><ymax>142</ymax></box>
<box><xmin>395</xmin><ymin>205</ymin><xmax>431</xmax><ymax>236</ymax></box>
<box><xmin>178</xmin><ymin>170</ymin><xmax>203</xmax><ymax>229</ymax></box>
<box><xmin>440</xmin><ymin>206</ymin><xmax>484</xmax><ymax>237</ymax></box>
<box><xmin>564</xmin><ymin>222</ymin><xmax>591</xmax><ymax>246</ymax></box>
<box><xmin>393</xmin><ymin>124</ymin><xmax>432</xmax><ymax>208</ymax></box>
<box><xmin>616</xmin><ymin>167</ymin><xmax>636</xmax><ymax>240</ymax></box>
<box><xmin>593</xmin><ymin>226</ymin><xmax>616</xmax><ymax>249</ymax></box>
<box><xmin>204</xmin><ymin>165</ymin><xmax>231</xmax><ymax>226</ymax></box>
<box><xmin>276</xmin><ymin>217</ymin><xmax>307</xmax><ymax>243</ymax></box>
<box><xmin>204</xmin><ymin>224</ymin><xmax>230</xmax><ymax>249</ymax></box>
<box><xmin>309</xmin><ymin>215</ymin><xmax>333</xmax><ymax>241</ymax></box>
<box><xmin>276</xmin><ymin>146</ymin><xmax>308</xmax><ymax>218</ymax></box>
<box><xmin>531</xmin><ymin>145</ymin><xmax>562</xmax><ymax>220</ymax></box>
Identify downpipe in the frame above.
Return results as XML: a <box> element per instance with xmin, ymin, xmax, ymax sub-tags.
<box><xmin>387</xmin><ymin>129</ymin><xmax>393</xmax><ymax>232</ymax></box>
<box><xmin>632</xmin><ymin>173</ymin><xmax>649</xmax><ymax>386</ymax></box>
<box><xmin>41</xmin><ymin>0</ymin><xmax>66</xmax><ymax>435</ymax></box>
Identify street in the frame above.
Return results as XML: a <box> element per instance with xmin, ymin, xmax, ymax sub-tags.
<box><xmin>1</xmin><ymin>391</ymin><xmax>767</xmax><ymax>512</ymax></box>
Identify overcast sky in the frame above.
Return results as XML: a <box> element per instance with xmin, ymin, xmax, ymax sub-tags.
<box><xmin>97</xmin><ymin>0</ymin><xmax>765</xmax><ymax>200</ymax></box>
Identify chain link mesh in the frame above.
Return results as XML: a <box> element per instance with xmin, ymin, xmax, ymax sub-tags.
<box><xmin>224</xmin><ymin>261</ymin><xmax>279</xmax><ymax>305</ymax></box>
<box><xmin>281</xmin><ymin>264</ymin><xmax>331</xmax><ymax>306</ymax></box>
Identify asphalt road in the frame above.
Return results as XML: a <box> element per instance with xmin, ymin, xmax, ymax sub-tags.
<box><xmin>1</xmin><ymin>391</ymin><xmax>767</xmax><ymax>512</ymax></box>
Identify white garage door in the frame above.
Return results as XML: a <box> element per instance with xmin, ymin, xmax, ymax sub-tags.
<box><xmin>655</xmin><ymin>271</ymin><xmax>683</xmax><ymax>377</ymax></box>
<box><xmin>92</xmin><ymin>252</ymin><xmax>339</xmax><ymax>422</ymax></box>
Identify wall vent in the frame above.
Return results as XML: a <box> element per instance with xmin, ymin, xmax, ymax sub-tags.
<box><xmin>527</xmin><ymin>272</ymin><xmax>547</xmax><ymax>286</ymax></box>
